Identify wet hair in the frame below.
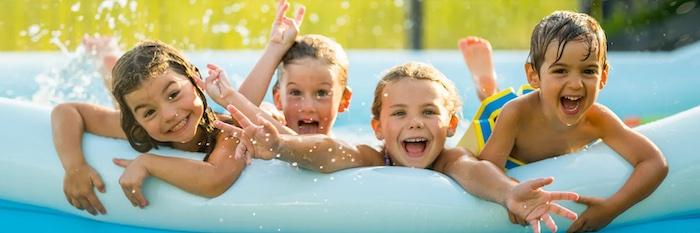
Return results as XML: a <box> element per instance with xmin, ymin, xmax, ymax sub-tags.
<box><xmin>111</xmin><ymin>40</ymin><xmax>219</xmax><ymax>156</ymax></box>
<box><xmin>273</xmin><ymin>34</ymin><xmax>349</xmax><ymax>91</ymax></box>
<box><xmin>371</xmin><ymin>62</ymin><xmax>462</xmax><ymax>120</ymax></box>
<box><xmin>527</xmin><ymin>11</ymin><xmax>608</xmax><ymax>74</ymax></box>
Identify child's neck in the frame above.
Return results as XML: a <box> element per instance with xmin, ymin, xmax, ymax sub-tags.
<box><xmin>172</xmin><ymin>127</ymin><xmax>208</xmax><ymax>152</ymax></box>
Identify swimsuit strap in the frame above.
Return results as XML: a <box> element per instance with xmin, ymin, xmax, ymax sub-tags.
<box><xmin>384</xmin><ymin>150</ymin><xmax>393</xmax><ymax>166</ymax></box>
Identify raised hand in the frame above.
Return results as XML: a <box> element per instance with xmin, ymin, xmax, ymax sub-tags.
<box><xmin>458</xmin><ymin>36</ymin><xmax>498</xmax><ymax>101</ymax></box>
<box><xmin>269</xmin><ymin>0</ymin><xmax>305</xmax><ymax>48</ymax></box>
<box><xmin>567</xmin><ymin>196</ymin><xmax>616</xmax><ymax>232</ymax></box>
<box><xmin>113</xmin><ymin>157</ymin><xmax>150</xmax><ymax>208</ymax></box>
<box><xmin>63</xmin><ymin>164</ymin><xmax>106</xmax><ymax>215</ymax></box>
<box><xmin>506</xmin><ymin>177</ymin><xmax>580</xmax><ymax>233</ymax></box>
<box><xmin>192</xmin><ymin>63</ymin><xmax>235</xmax><ymax>107</ymax></box>
<box><xmin>215</xmin><ymin>104</ymin><xmax>281</xmax><ymax>162</ymax></box>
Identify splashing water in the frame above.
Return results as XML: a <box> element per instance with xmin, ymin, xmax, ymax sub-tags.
<box><xmin>32</xmin><ymin>40</ymin><xmax>114</xmax><ymax>107</ymax></box>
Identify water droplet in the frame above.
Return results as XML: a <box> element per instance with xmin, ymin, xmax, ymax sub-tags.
<box><xmin>331</xmin><ymin>158</ymin><xmax>336</xmax><ymax>163</ymax></box>
<box><xmin>313</xmin><ymin>178</ymin><xmax>318</xmax><ymax>182</ymax></box>
<box><xmin>319</xmin><ymin>166</ymin><xmax>324</xmax><ymax>169</ymax></box>
<box><xmin>328</xmin><ymin>148</ymin><xmax>333</xmax><ymax>152</ymax></box>
<box><xmin>252</xmin><ymin>212</ymin><xmax>256</xmax><ymax>216</ymax></box>
<box><xmin>259</xmin><ymin>225</ymin><xmax>263</xmax><ymax>229</ymax></box>
<box><xmin>276</xmin><ymin>154</ymin><xmax>281</xmax><ymax>158</ymax></box>
<box><xmin>329</xmin><ymin>176</ymin><xmax>335</xmax><ymax>180</ymax></box>
<box><xmin>219</xmin><ymin>217</ymin><xmax>224</xmax><ymax>222</ymax></box>
<box><xmin>383</xmin><ymin>93</ymin><xmax>388</xmax><ymax>97</ymax></box>
<box><xmin>292</xmin><ymin>162</ymin><xmax>298</xmax><ymax>167</ymax></box>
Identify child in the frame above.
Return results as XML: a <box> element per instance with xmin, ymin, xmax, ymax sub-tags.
<box><xmin>238</xmin><ymin>33</ymin><xmax>351</xmax><ymax>136</ymax></box>
<box><xmin>51</xmin><ymin>0</ymin><xmax>301</xmax><ymax>216</ymax></box>
<box><xmin>218</xmin><ymin>62</ymin><xmax>580</xmax><ymax>233</ymax></box>
<box><xmin>459</xmin><ymin>11</ymin><xmax>668</xmax><ymax>232</ymax></box>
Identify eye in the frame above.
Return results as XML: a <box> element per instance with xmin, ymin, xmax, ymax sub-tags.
<box><xmin>289</xmin><ymin>89</ymin><xmax>302</xmax><ymax>96</ymax></box>
<box><xmin>316</xmin><ymin>89</ymin><xmax>330</xmax><ymax>97</ymax></box>
<box><xmin>583</xmin><ymin>69</ymin><xmax>597</xmax><ymax>75</ymax></box>
<box><xmin>168</xmin><ymin>90</ymin><xmax>180</xmax><ymax>100</ymax></box>
<box><xmin>552</xmin><ymin>68</ymin><xmax>566</xmax><ymax>74</ymax></box>
<box><xmin>390</xmin><ymin>110</ymin><xmax>405</xmax><ymax>117</ymax></box>
<box><xmin>423</xmin><ymin>109</ymin><xmax>437</xmax><ymax>115</ymax></box>
<box><xmin>143</xmin><ymin>109</ymin><xmax>156</xmax><ymax>118</ymax></box>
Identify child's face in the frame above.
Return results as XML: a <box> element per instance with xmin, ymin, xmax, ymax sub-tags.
<box><xmin>274</xmin><ymin>58</ymin><xmax>350</xmax><ymax>135</ymax></box>
<box><xmin>124</xmin><ymin>69</ymin><xmax>204</xmax><ymax>143</ymax></box>
<box><xmin>527</xmin><ymin>39</ymin><xmax>608</xmax><ymax>126</ymax></box>
<box><xmin>371</xmin><ymin>78</ymin><xmax>458</xmax><ymax>168</ymax></box>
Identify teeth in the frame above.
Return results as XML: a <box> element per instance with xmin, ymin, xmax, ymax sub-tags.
<box><xmin>404</xmin><ymin>137</ymin><xmax>427</xmax><ymax>143</ymax></box>
<box><xmin>171</xmin><ymin>117</ymin><xmax>187</xmax><ymax>132</ymax></box>
<box><xmin>563</xmin><ymin>96</ymin><xmax>581</xmax><ymax>101</ymax></box>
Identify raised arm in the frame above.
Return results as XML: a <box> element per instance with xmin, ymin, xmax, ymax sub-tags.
<box><xmin>196</xmin><ymin>64</ymin><xmax>295</xmax><ymax>135</ymax></box>
<box><xmin>568</xmin><ymin>105</ymin><xmax>668</xmax><ymax>232</ymax></box>
<box><xmin>113</xmin><ymin>130</ymin><xmax>247</xmax><ymax>208</ymax></box>
<box><xmin>51</xmin><ymin>102</ymin><xmax>125</xmax><ymax>215</ymax></box>
<box><xmin>238</xmin><ymin>0</ymin><xmax>304</xmax><ymax>105</ymax></box>
<box><xmin>215</xmin><ymin>104</ymin><xmax>384</xmax><ymax>173</ymax></box>
<box><xmin>434</xmin><ymin>148</ymin><xmax>579</xmax><ymax>233</ymax></box>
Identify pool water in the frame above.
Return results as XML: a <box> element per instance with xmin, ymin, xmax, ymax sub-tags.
<box><xmin>1</xmin><ymin>43</ymin><xmax>699</xmax><ymax>232</ymax></box>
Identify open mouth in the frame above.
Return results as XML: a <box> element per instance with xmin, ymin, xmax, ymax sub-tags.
<box><xmin>297</xmin><ymin>119</ymin><xmax>320</xmax><ymax>134</ymax></box>
<box><xmin>560</xmin><ymin>95</ymin><xmax>583</xmax><ymax>115</ymax></box>
<box><xmin>168</xmin><ymin>114</ymin><xmax>190</xmax><ymax>134</ymax></box>
<box><xmin>402</xmin><ymin>137</ymin><xmax>428</xmax><ymax>158</ymax></box>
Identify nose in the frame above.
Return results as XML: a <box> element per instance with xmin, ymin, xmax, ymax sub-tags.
<box><xmin>162</xmin><ymin>105</ymin><xmax>179</xmax><ymax>122</ymax></box>
<box><xmin>569</xmin><ymin>76</ymin><xmax>584</xmax><ymax>90</ymax></box>
<box><xmin>299</xmin><ymin>96</ymin><xmax>316</xmax><ymax>113</ymax></box>
<box><xmin>408</xmin><ymin>118</ymin><xmax>424</xmax><ymax>129</ymax></box>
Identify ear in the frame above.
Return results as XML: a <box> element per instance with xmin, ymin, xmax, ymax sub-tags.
<box><xmin>525</xmin><ymin>63</ymin><xmax>540</xmax><ymax>88</ymax></box>
<box><xmin>447</xmin><ymin>114</ymin><xmax>459</xmax><ymax>137</ymax></box>
<box><xmin>338</xmin><ymin>87</ymin><xmax>353</xmax><ymax>113</ymax></box>
<box><xmin>599</xmin><ymin>64</ymin><xmax>609</xmax><ymax>90</ymax></box>
<box><xmin>273</xmin><ymin>88</ymin><xmax>283</xmax><ymax>111</ymax></box>
<box><xmin>371</xmin><ymin>118</ymin><xmax>383</xmax><ymax>140</ymax></box>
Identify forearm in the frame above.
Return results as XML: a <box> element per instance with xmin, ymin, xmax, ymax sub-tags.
<box><xmin>140</xmin><ymin>154</ymin><xmax>243</xmax><ymax>197</ymax></box>
<box><xmin>221</xmin><ymin>91</ymin><xmax>295</xmax><ymax>135</ymax></box>
<box><xmin>239</xmin><ymin>44</ymin><xmax>288</xmax><ymax>105</ymax></box>
<box><xmin>51</xmin><ymin>104</ymin><xmax>89</xmax><ymax>171</ymax></box>
<box><xmin>605</xmin><ymin>157</ymin><xmax>668</xmax><ymax>215</ymax></box>
<box><xmin>444</xmin><ymin>156</ymin><xmax>516</xmax><ymax>206</ymax></box>
<box><xmin>276</xmin><ymin>134</ymin><xmax>365</xmax><ymax>173</ymax></box>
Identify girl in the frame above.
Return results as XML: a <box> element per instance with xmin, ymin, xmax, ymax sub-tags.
<box><xmin>51</xmin><ymin>40</ymin><xmax>262</xmax><ymax>215</ymax></box>
<box><xmin>218</xmin><ymin>62</ymin><xmax>580</xmax><ymax>233</ymax></box>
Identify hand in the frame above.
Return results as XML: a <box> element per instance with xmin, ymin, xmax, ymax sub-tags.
<box><xmin>506</xmin><ymin>177</ymin><xmax>580</xmax><ymax>233</ymax></box>
<box><xmin>269</xmin><ymin>0</ymin><xmax>305</xmax><ymax>48</ymax></box>
<box><xmin>113</xmin><ymin>157</ymin><xmax>150</xmax><ymax>208</ymax></box>
<box><xmin>567</xmin><ymin>196</ymin><xmax>617</xmax><ymax>232</ymax></box>
<box><xmin>193</xmin><ymin>63</ymin><xmax>235</xmax><ymax>107</ymax></box>
<box><xmin>215</xmin><ymin>104</ymin><xmax>281</xmax><ymax>161</ymax></box>
<box><xmin>63</xmin><ymin>164</ymin><xmax>106</xmax><ymax>215</ymax></box>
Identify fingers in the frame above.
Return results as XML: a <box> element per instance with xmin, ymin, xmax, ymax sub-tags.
<box><xmin>214</xmin><ymin>120</ymin><xmax>245</xmax><ymax>138</ymax></box>
<box><xmin>121</xmin><ymin>185</ymin><xmax>147</xmax><ymax>208</ymax></box>
<box><xmin>529</xmin><ymin>219</ymin><xmax>541</xmax><ymax>233</ymax></box>
<box><xmin>548</xmin><ymin>202</ymin><xmax>578</xmax><ymax>221</ymax></box>
<box><xmin>568</xmin><ymin>218</ymin><xmax>585</xmax><ymax>233</ymax></box>
<box><xmin>91</xmin><ymin>174</ymin><xmax>106</xmax><ymax>193</ymax></box>
<box><xmin>226</xmin><ymin>105</ymin><xmax>255</xmax><ymax>128</ymax></box>
<box><xmin>294</xmin><ymin>6</ymin><xmax>305</xmax><ymax>27</ymax></box>
<box><xmin>543</xmin><ymin>214</ymin><xmax>558</xmax><ymax>233</ymax></box>
<box><xmin>86</xmin><ymin>193</ymin><xmax>107</xmax><ymax>215</ymax></box>
<box><xmin>112</xmin><ymin>158</ymin><xmax>132</xmax><ymax>168</ymax></box>
<box><xmin>258</xmin><ymin>114</ymin><xmax>279</xmax><ymax>138</ymax></box>
<box><xmin>550</xmin><ymin>191</ymin><xmax>580</xmax><ymax>202</ymax></box>
<box><xmin>525</xmin><ymin>177</ymin><xmax>554</xmax><ymax>190</ymax></box>
<box><xmin>78</xmin><ymin>198</ymin><xmax>97</xmax><ymax>215</ymax></box>
<box><xmin>274</xmin><ymin>0</ymin><xmax>290</xmax><ymax>25</ymax></box>
<box><xmin>575</xmin><ymin>195</ymin><xmax>596</xmax><ymax>205</ymax></box>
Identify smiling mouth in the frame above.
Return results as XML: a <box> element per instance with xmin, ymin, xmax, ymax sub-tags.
<box><xmin>402</xmin><ymin>137</ymin><xmax>428</xmax><ymax>158</ymax></box>
<box><xmin>297</xmin><ymin>119</ymin><xmax>320</xmax><ymax>134</ymax></box>
<box><xmin>560</xmin><ymin>95</ymin><xmax>583</xmax><ymax>115</ymax></box>
<box><xmin>168</xmin><ymin>114</ymin><xmax>189</xmax><ymax>134</ymax></box>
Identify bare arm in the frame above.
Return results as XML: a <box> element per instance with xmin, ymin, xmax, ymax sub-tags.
<box><xmin>113</xmin><ymin>132</ymin><xmax>247</xmax><ymax>207</ymax></box>
<box><xmin>215</xmin><ymin>104</ymin><xmax>384</xmax><ymax>173</ymax></box>
<box><xmin>569</xmin><ymin>105</ymin><xmax>668</xmax><ymax>232</ymax></box>
<box><xmin>238</xmin><ymin>0</ymin><xmax>304</xmax><ymax>105</ymax></box>
<box><xmin>435</xmin><ymin>148</ymin><xmax>579</xmax><ymax>233</ymax></box>
<box><xmin>479</xmin><ymin>101</ymin><xmax>520</xmax><ymax>168</ymax></box>
<box><xmin>50</xmin><ymin>102</ymin><xmax>125</xmax><ymax>215</ymax></box>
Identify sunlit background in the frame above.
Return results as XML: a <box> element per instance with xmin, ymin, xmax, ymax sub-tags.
<box><xmin>2</xmin><ymin>0</ymin><xmax>695</xmax><ymax>51</ymax></box>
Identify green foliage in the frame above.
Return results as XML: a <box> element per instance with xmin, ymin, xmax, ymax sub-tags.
<box><xmin>0</xmin><ymin>0</ymin><xmax>576</xmax><ymax>51</ymax></box>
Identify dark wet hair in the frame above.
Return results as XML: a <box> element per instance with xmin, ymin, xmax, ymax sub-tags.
<box><xmin>273</xmin><ymin>34</ymin><xmax>349</xmax><ymax>91</ymax></box>
<box><xmin>371</xmin><ymin>62</ymin><xmax>462</xmax><ymax>120</ymax></box>
<box><xmin>527</xmin><ymin>11</ymin><xmax>608</xmax><ymax>74</ymax></box>
<box><xmin>111</xmin><ymin>40</ymin><xmax>219</xmax><ymax>156</ymax></box>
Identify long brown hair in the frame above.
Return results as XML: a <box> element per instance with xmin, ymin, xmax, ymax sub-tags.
<box><xmin>111</xmin><ymin>40</ymin><xmax>218</xmax><ymax>156</ymax></box>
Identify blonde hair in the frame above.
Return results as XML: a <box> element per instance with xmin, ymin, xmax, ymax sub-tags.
<box><xmin>275</xmin><ymin>34</ymin><xmax>349</xmax><ymax>89</ymax></box>
<box><xmin>371</xmin><ymin>62</ymin><xmax>462</xmax><ymax>120</ymax></box>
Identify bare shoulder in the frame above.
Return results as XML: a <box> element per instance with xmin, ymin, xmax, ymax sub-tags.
<box><xmin>586</xmin><ymin>103</ymin><xmax>625</xmax><ymax>128</ymax></box>
<box><xmin>433</xmin><ymin>147</ymin><xmax>476</xmax><ymax>172</ymax></box>
<box><xmin>354</xmin><ymin>144</ymin><xmax>385</xmax><ymax>166</ymax></box>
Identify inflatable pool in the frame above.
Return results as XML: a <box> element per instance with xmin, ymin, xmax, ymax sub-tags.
<box><xmin>0</xmin><ymin>96</ymin><xmax>699</xmax><ymax>232</ymax></box>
